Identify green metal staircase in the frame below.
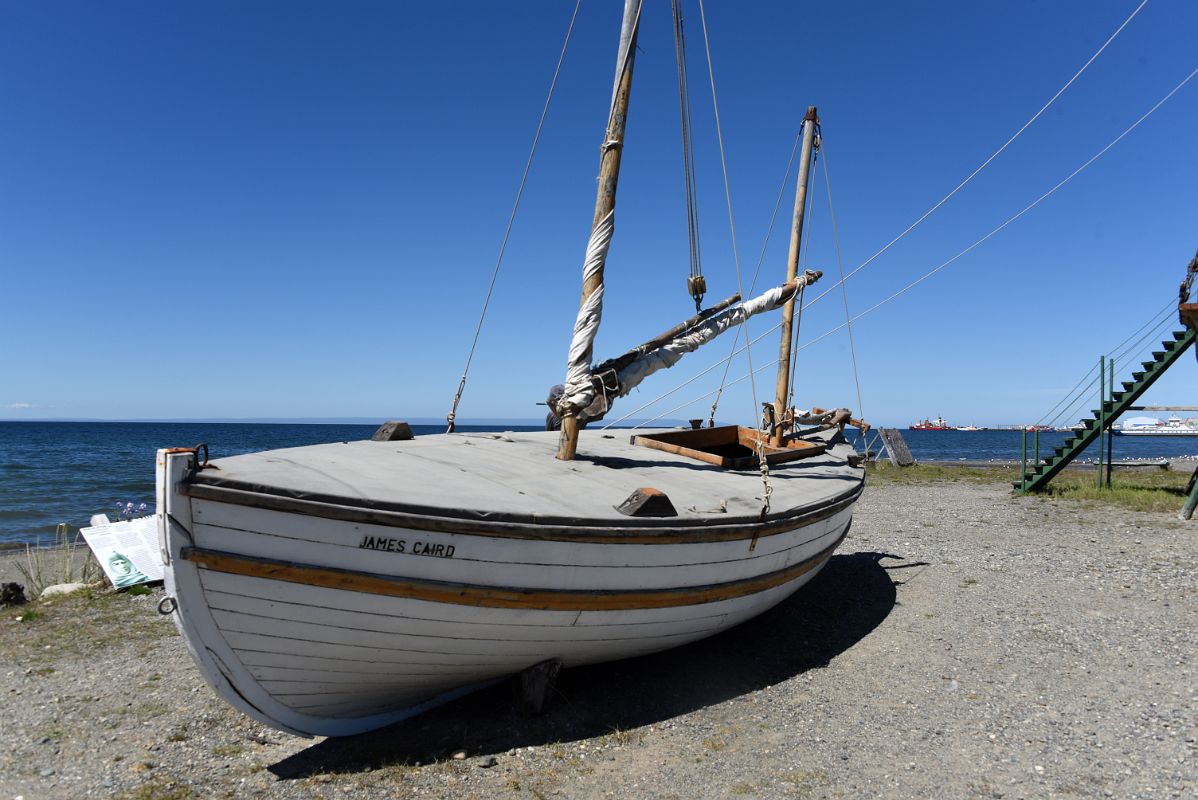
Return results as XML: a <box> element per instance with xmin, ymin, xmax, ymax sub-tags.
<box><xmin>1016</xmin><ymin>327</ymin><xmax>1197</xmax><ymax>494</ymax></box>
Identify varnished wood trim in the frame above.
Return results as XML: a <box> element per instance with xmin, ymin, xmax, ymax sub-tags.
<box><xmin>180</xmin><ymin>528</ymin><xmax>848</xmax><ymax>612</ymax></box>
<box><xmin>182</xmin><ymin>481</ymin><xmax>862</xmax><ymax>545</ymax></box>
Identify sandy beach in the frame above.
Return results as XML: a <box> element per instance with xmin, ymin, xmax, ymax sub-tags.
<box><xmin>1</xmin><ymin>474</ymin><xmax>1194</xmax><ymax>799</ymax></box>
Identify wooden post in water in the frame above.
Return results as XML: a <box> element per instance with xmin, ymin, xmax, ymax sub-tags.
<box><xmin>558</xmin><ymin>0</ymin><xmax>642</xmax><ymax>461</ymax></box>
<box><xmin>772</xmin><ymin>107</ymin><xmax>819</xmax><ymax>446</ymax></box>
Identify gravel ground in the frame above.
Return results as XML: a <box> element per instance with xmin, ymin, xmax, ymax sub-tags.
<box><xmin>1</xmin><ymin>477</ymin><xmax>1195</xmax><ymax>799</ymax></box>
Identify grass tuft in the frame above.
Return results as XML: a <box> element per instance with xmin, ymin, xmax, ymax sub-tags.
<box><xmin>17</xmin><ymin>523</ymin><xmax>102</xmax><ymax>598</ymax></box>
<box><xmin>868</xmin><ymin>462</ymin><xmax>1018</xmax><ymax>485</ymax></box>
<box><xmin>115</xmin><ymin>777</ymin><xmax>193</xmax><ymax>800</ymax></box>
<box><xmin>869</xmin><ymin>460</ymin><xmax>1195</xmax><ymax>514</ymax></box>
<box><xmin>1039</xmin><ymin>469</ymin><xmax>1191</xmax><ymax>513</ymax></box>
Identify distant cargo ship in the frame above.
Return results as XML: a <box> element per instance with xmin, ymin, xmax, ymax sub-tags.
<box><xmin>910</xmin><ymin>416</ymin><xmax>952</xmax><ymax>430</ymax></box>
<box><xmin>955</xmin><ymin>424</ymin><xmax>981</xmax><ymax>431</ymax></box>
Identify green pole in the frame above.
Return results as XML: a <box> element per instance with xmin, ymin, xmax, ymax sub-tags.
<box><xmin>1034</xmin><ymin>428</ymin><xmax>1040</xmax><ymax>471</ymax></box>
<box><xmin>1181</xmin><ymin>467</ymin><xmax>1198</xmax><ymax>520</ymax></box>
<box><xmin>1020</xmin><ymin>427</ymin><xmax>1028</xmax><ymax>493</ymax></box>
<box><xmin>1097</xmin><ymin>355</ymin><xmax>1105</xmax><ymax>490</ymax></box>
<box><xmin>1106</xmin><ymin>357</ymin><xmax>1115</xmax><ymax>487</ymax></box>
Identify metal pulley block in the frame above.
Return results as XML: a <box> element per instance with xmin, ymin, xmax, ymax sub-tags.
<box><xmin>687</xmin><ymin>275</ymin><xmax>707</xmax><ymax>310</ymax></box>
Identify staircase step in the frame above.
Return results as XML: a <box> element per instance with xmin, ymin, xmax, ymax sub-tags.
<box><xmin>1151</xmin><ymin>351</ymin><xmax>1166</xmax><ymax>361</ymax></box>
<box><xmin>1122</xmin><ymin>381</ymin><xmax>1136</xmax><ymax>391</ymax></box>
<box><xmin>1132</xmin><ymin>371</ymin><xmax>1146</xmax><ymax>381</ymax></box>
<box><xmin>1174</xmin><ymin>330</ymin><xmax>1188</xmax><ymax>341</ymax></box>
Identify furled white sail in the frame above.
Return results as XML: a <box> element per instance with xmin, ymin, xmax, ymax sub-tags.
<box><xmin>561</xmin><ymin>210</ymin><xmax>615</xmax><ymax>414</ymax></box>
<box><xmin>573</xmin><ymin>280</ymin><xmax>799</xmax><ymax>423</ymax></box>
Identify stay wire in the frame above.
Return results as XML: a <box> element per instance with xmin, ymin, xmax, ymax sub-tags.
<box><xmin>804</xmin><ymin>0</ymin><xmax>1151</xmax><ymax>310</ymax></box>
<box><xmin>1035</xmin><ymin>298</ymin><xmax>1175</xmax><ymax>428</ymax></box>
<box><xmin>696</xmin><ymin>0</ymin><xmax>757</xmax><ymax>421</ymax></box>
<box><xmin>706</xmin><ymin>131</ymin><xmax>802</xmax><ymax>425</ymax></box>
<box><xmin>592</xmin><ymin>2</ymin><xmax>1176</xmax><ymax>431</ymax></box>
<box><xmin>607</xmin><ymin>56</ymin><xmax>1191</xmax><ymax>436</ymax></box>
<box><xmin>819</xmin><ymin>136</ymin><xmax>866</xmax><ymax>426</ymax></box>
<box><xmin>445</xmin><ymin>0</ymin><xmax>581</xmax><ymax>432</ymax></box>
<box><xmin>789</xmin><ymin>64</ymin><xmax>1198</xmax><ymax>358</ymax></box>
<box><xmin>672</xmin><ymin>0</ymin><xmax>704</xmax><ymax>307</ymax></box>
<box><xmin>787</xmin><ymin>147</ymin><xmax>820</xmax><ymax>411</ymax></box>
<box><xmin>1110</xmin><ymin>301</ymin><xmax>1176</xmax><ymax>364</ymax></box>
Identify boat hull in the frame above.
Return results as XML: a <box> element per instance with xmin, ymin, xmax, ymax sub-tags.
<box><xmin>157</xmin><ymin>447</ymin><xmax>858</xmax><ymax>737</ymax></box>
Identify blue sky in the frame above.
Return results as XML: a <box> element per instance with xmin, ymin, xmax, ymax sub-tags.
<box><xmin>2</xmin><ymin>1</ymin><xmax>1196</xmax><ymax>427</ymax></box>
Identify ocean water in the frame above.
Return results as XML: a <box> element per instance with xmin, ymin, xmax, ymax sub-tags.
<box><xmin>894</xmin><ymin>428</ymin><xmax>1198</xmax><ymax>464</ymax></box>
<box><xmin>0</xmin><ymin>421</ymin><xmax>539</xmax><ymax>547</ymax></box>
<box><xmin>2</xmin><ymin>421</ymin><xmax>1197</xmax><ymax>547</ymax></box>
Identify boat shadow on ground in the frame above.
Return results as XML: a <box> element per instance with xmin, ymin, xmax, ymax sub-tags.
<box><xmin>269</xmin><ymin>549</ymin><xmax>911</xmax><ymax>779</ymax></box>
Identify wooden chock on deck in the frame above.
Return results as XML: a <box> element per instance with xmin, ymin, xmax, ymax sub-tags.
<box><xmin>372</xmin><ymin>421</ymin><xmax>413</xmax><ymax>441</ymax></box>
<box><xmin>519</xmin><ymin>658</ymin><xmax>563</xmax><ymax>716</ymax></box>
<box><xmin>615</xmin><ymin>487</ymin><xmax>678</xmax><ymax>517</ymax></box>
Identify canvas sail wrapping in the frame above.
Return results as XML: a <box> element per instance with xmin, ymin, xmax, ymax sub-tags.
<box><xmin>613</xmin><ymin>283</ymin><xmax>796</xmax><ymax>398</ymax></box>
<box><xmin>561</xmin><ymin>211</ymin><xmax>615</xmax><ymax>414</ymax></box>
<box><xmin>558</xmin><ymin>0</ymin><xmax>641</xmax><ymax>435</ymax></box>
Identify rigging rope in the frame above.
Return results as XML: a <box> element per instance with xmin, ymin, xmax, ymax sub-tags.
<box><xmin>791</xmin><ymin>63</ymin><xmax>1198</xmax><ymax>355</ymax></box>
<box><xmin>1034</xmin><ymin>298</ymin><xmax>1174</xmax><ymax>427</ymax></box>
<box><xmin>819</xmin><ymin>136</ymin><xmax>866</xmax><ymax>426</ymax></box>
<box><xmin>445</xmin><ymin>0</ymin><xmax>581</xmax><ymax>432</ymax></box>
<box><xmin>603</xmin><ymin>60</ymin><xmax>1195</xmax><ymax>433</ymax></box>
<box><xmin>696</xmin><ymin>0</ymin><xmax>759</xmax><ymax>425</ymax></box>
<box><xmin>592</xmin><ymin>4</ymin><xmax>1184</xmax><ymax>433</ymax></box>
<box><xmin>786</xmin><ymin>148</ymin><xmax>819</xmax><ymax>411</ymax></box>
<box><xmin>1040</xmin><ymin>304</ymin><xmax>1177</xmax><ymax>429</ymax></box>
<box><xmin>804</xmin><ymin>0</ymin><xmax>1151</xmax><ymax>310</ymax></box>
<box><xmin>672</xmin><ymin>0</ymin><xmax>706</xmax><ymax>311</ymax></box>
<box><xmin>706</xmin><ymin>131</ymin><xmax>802</xmax><ymax>426</ymax></box>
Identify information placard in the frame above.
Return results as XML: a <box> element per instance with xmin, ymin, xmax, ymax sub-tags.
<box><xmin>79</xmin><ymin>516</ymin><xmax>163</xmax><ymax>588</ymax></box>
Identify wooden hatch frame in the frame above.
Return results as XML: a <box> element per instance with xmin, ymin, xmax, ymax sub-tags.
<box><xmin>631</xmin><ymin>425</ymin><xmax>826</xmax><ymax>470</ymax></box>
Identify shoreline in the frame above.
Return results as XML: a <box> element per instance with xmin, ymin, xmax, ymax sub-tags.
<box><xmin>1</xmin><ymin>456</ymin><xmax>1192</xmax><ymax>553</ymax></box>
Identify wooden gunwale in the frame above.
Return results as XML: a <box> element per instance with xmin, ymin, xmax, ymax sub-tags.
<box><xmin>181</xmin><ymin>480</ymin><xmax>863</xmax><ymax>544</ymax></box>
<box><xmin>180</xmin><ymin>526</ymin><xmax>848</xmax><ymax>612</ymax></box>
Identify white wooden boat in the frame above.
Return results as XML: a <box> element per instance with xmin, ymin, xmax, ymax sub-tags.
<box><xmin>155</xmin><ymin>0</ymin><xmax>866</xmax><ymax>737</ymax></box>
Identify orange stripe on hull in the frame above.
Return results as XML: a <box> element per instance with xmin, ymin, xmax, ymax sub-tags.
<box><xmin>180</xmin><ymin>529</ymin><xmax>848</xmax><ymax>612</ymax></box>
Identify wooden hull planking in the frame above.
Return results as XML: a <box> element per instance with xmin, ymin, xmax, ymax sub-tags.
<box><xmin>157</xmin><ymin>443</ymin><xmax>859</xmax><ymax>737</ymax></box>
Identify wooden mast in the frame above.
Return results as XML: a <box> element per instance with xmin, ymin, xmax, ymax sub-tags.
<box><xmin>772</xmin><ymin>106</ymin><xmax>819</xmax><ymax>446</ymax></box>
<box><xmin>557</xmin><ymin>0</ymin><xmax>642</xmax><ymax>461</ymax></box>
